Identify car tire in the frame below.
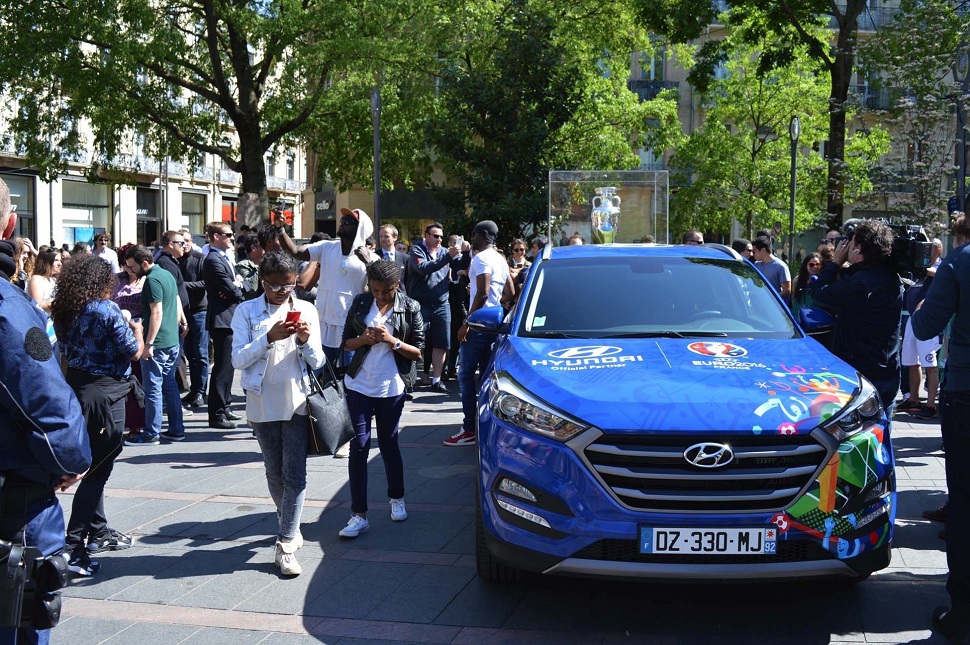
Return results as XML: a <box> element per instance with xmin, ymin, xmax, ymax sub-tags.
<box><xmin>475</xmin><ymin>484</ymin><xmax>523</xmax><ymax>583</ymax></box>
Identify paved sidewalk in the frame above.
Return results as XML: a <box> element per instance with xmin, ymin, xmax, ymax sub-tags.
<box><xmin>55</xmin><ymin>384</ymin><xmax>953</xmax><ymax>644</ymax></box>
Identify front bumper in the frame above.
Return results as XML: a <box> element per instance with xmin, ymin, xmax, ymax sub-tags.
<box><xmin>478</xmin><ymin>411</ymin><xmax>896</xmax><ymax>581</ymax></box>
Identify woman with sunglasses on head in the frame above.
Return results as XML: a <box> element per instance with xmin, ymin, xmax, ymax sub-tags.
<box><xmin>11</xmin><ymin>236</ymin><xmax>36</xmax><ymax>289</ymax></box>
<box><xmin>231</xmin><ymin>252</ymin><xmax>323</xmax><ymax>577</ymax></box>
<box><xmin>28</xmin><ymin>247</ymin><xmax>62</xmax><ymax>312</ymax></box>
<box><xmin>337</xmin><ymin>260</ymin><xmax>424</xmax><ymax>539</ymax></box>
<box><xmin>792</xmin><ymin>252</ymin><xmax>823</xmax><ymax>315</ymax></box>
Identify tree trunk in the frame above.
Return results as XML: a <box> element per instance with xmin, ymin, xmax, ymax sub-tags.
<box><xmin>825</xmin><ymin>1</ymin><xmax>865</xmax><ymax>231</ymax></box>
<box><xmin>237</xmin><ymin>126</ymin><xmax>269</xmax><ymax>231</ymax></box>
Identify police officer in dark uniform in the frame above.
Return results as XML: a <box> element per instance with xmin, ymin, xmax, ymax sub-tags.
<box><xmin>0</xmin><ymin>177</ymin><xmax>91</xmax><ymax>645</ymax></box>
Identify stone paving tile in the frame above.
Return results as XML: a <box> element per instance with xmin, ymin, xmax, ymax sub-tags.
<box><xmin>234</xmin><ymin>557</ymin><xmax>362</xmax><ymax>615</ymax></box>
<box><xmin>365</xmin><ymin>564</ymin><xmax>477</xmax><ymax>623</ymax></box>
<box><xmin>259</xmin><ymin>633</ymin><xmax>338</xmax><ymax>644</ymax></box>
<box><xmin>433</xmin><ymin>576</ymin><xmax>529</xmax><ymax>628</ymax></box>
<box><xmin>303</xmin><ymin>561</ymin><xmax>423</xmax><ymax>619</ymax></box>
<box><xmin>168</xmin><ymin>560</ymin><xmax>279</xmax><ymax>610</ymax></box>
<box><xmin>63</xmin><ymin>545</ymin><xmax>183</xmax><ymax>599</ymax></box>
<box><xmin>54</xmin><ymin>615</ymin><xmax>135</xmax><ymax>643</ymax></box>
<box><xmin>103</xmin><ymin>498</ymin><xmax>202</xmax><ymax>534</ymax></box>
<box><xmin>178</xmin><ymin>625</ymin><xmax>275</xmax><ymax>643</ymax></box>
<box><xmin>107</xmin><ymin>549</ymin><xmax>258</xmax><ymax>605</ymax></box>
<box><xmin>100</xmin><ymin>620</ymin><xmax>203</xmax><ymax>642</ymax></box>
<box><xmin>174</xmin><ymin>466</ymin><xmax>267</xmax><ymax>495</ymax></box>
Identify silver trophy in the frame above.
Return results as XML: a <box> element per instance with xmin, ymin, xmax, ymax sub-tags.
<box><xmin>591</xmin><ymin>187</ymin><xmax>621</xmax><ymax>243</ymax></box>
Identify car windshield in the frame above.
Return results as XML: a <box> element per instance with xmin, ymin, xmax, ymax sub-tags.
<box><xmin>518</xmin><ymin>255</ymin><xmax>799</xmax><ymax>339</ymax></box>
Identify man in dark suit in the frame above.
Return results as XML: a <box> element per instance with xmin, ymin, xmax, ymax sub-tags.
<box><xmin>378</xmin><ymin>224</ymin><xmax>408</xmax><ymax>289</ymax></box>
<box><xmin>202</xmin><ymin>221</ymin><xmax>244</xmax><ymax>429</ymax></box>
<box><xmin>179</xmin><ymin>229</ymin><xmax>209</xmax><ymax>408</ymax></box>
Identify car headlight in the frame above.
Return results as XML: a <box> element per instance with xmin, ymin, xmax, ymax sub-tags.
<box><xmin>820</xmin><ymin>376</ymin><xmax>884</xmax><ymax>442</ymax></box>
<box><xmin>489</xmin><ymin>372</ymin><xmax>589</xmax><ymax>441</ymax></box>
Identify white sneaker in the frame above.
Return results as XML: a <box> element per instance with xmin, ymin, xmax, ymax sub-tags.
<box><xmin>275</xmin><ymin>540</ymin><xmax>301</xmax><ymax>576</ymax></box>
<box><xmin>339</xmin><ymin>515</ymin><xmax>370</xmax><ymax>538</ymax></box>
<box><xmin>390</xmin><ymin>498</ymin><xmax>408</xmax><ymax>522</ymax></box>
<box><xmin>289</xmin><ymin>529</ymin><xmax>304</xmax><ymax>550</ymax></box>
<box><xmin>334</xmin><ymin>442</ymin><xmax>351</xmax><ymax>459</ymax></box>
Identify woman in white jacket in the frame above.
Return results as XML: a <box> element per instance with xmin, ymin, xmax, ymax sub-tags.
<box><xmin>231</xmin><ymin>252</ymin><xmax>324</xmax><ymax>576</ymax></box>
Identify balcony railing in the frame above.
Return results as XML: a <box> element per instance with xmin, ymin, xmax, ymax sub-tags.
<box><xmin>827</xmin><ymin>7</ymin><xmax>899</xmax><ymax>31</ymax></box>
<box><xmin>219</xmin><ymin>168</ymin><xmax>241</xmax><ymax>184</ymax></box>
<box><xmin>627</xmin><ymin>79</ymin><xmax>680</xmax><ymax>102</ymax></box>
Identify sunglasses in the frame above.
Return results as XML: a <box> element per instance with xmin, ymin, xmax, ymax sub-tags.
<box><xmin>428</xmin><ymin>233</ymin><xmax>442</xmax><ymax>239</ymax></box>
<box><xmin>513</xmin><ymin>247</ymin><xmax>526</xmax><ymax>252</ymax></box>
<box><xmin>262</xmin><ymin>281</ymin><xmax>297</xmax><ymax>293</ymax></box>
<box><xmin>807</xmin><ymin>262</ymin><xmax>821</xmax><ymax>267</ymax></box>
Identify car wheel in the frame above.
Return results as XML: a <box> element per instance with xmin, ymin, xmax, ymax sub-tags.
<box><xmin>475</xmin><ymin>484</ymin><xmax>523</xmax><ymax>582</ymax></box>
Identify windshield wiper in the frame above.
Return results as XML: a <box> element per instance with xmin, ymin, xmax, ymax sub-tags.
<box><xmin>605</xmin><ymin>331</ymin><xmax>729</xmax><ymax>338</ymax></box>
<box><xmin>524</xmin><ymin>331</ymin><xmax>591</xmax><ymax>339</ymax></box>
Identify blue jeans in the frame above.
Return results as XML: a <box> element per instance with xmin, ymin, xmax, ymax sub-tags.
<box><xmin>143</xmin><ymin>344</ymin><xmax>184</xmax><ymax>437</ymax></box>
<box><xmin>252</xmin><ymin>415</ymin><xmax>308</xmax><ymax>541</ymax></box>
<box><xmin>346</xmin><ymin>389</ymin><xmax>406</xmax><ymax>514</ymax></box>
<box><xmin>185</xmin><ymin>310</ymin><xmax>209</xmax><ymax>399</ymax></box>
<box><xmin>0</xmin><ymin>493</ymin><xmax>64</xmax><ymax>645</ymax></box>
<box><xmin>458</xmin><ymin>330</ymin><xmax>494</xmax><ymax>434</ymax></box>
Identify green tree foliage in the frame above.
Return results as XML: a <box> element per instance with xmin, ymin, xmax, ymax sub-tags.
<box><xmin>425</xmin><ymin>0</ymin><xmax>682</xmax><ymax>241</ymax></box>
<box><xmin>858</xmin><ymin>0</ymin><xmax>969</xmax><ymax>229</ymax></box>
<box><xmin>635</xmin><ymin>0</ymin><xmax>872</xmax><ymax>227</ymax></box>
<box><xmin>670</xmin><ymin>23</ymin><xmax>889</xmax><ymax>240</ymax></box>
<box><xmin>0</xmin><ymin>0</ymin><xmax>423</xmax><ymax>226</ymax></box>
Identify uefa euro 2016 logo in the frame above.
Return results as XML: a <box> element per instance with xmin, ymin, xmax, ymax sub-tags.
<box><xmin>687</xmin><ymin>342</ymin><xmax>748</xmax><ymax>358</ymax></box>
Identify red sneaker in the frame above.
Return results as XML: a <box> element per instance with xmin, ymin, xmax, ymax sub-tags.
<box><xmin>443</xmin><ymin>430</ymin><xmax>476</xmax><ymax>447</ymax></box>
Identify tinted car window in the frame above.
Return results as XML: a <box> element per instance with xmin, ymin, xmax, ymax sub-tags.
<box><xmin>519</xmin><ymin>256</ymin><xmax>798</xmax><ymax>338</ymax></box>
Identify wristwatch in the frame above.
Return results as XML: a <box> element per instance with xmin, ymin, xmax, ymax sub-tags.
<box><xmin>392</xmin><ymin>340</ymin><xmax>402</xmax><ymax>351</ymax></box>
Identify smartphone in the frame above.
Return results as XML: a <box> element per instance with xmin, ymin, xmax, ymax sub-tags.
<box><xmin>285</xmin><ymin>310</ymin><xmax>301</xmax><ymax>324</ymax></box>
<box><xmin>455</xmin><ymin>235</ymin><xmax>464</xmax><ymax>248</ymax></box>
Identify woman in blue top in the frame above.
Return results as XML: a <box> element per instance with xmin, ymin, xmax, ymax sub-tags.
<box><xmin>51</xmin><ymin>255</ymin><xmax>144</xmax><ymax>577</ymax></box>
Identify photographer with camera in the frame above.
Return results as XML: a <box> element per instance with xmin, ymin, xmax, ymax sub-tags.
<box><xmin>0</xmin><ymin>177</ymin><xmax>91</xmax><ymax>644</ymax></box>
<box><xmin>809</xmin><ymin>219</ymin><xmax>904</xmax><ymax>411</ymax></box>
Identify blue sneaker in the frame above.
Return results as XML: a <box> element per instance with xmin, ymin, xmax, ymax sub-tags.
<box><xmin>125</xmin><ymin>432</ymin><xmax>160</xmax><ymax>446</ymax></box>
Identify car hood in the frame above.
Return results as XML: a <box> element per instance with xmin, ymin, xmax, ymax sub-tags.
<box><xmin>495</xmin><ymin>337</ymin><xmax>861</xmax><ymax>436</ymax></box>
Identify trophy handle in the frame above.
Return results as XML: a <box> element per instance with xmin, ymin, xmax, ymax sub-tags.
<box><xmin>591</xmin><ymin>195</ymin><xmax>603</xmax><ymax>209</ymax></box>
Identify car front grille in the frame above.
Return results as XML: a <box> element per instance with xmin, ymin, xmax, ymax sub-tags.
<box><xmin>572</xmin><ymin>538</ymin><xmax>832</xmax><ymax>564</ymax></box>
<box><xmin>584</xmin><ymin>433</ymin><xmax>830</xmax><ymax>512</ymax></box>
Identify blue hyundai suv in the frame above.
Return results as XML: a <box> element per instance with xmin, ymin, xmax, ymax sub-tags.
<box><xmin>469</xmin><ymin>243</ymin><xmax>895</xmax><ymax>582</ymax></box>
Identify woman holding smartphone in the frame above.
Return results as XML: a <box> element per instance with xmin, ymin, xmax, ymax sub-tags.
<box><xmin>338</xmin><ymin>260</ymin><xmax>424</xmax><ymax>538</ymax></box>
<box><xmin>231</xmin><ymin>252</ymin><xmax>324</xmax><ymax>576</ymax></box>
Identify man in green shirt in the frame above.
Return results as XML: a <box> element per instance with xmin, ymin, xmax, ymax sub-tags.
<box><xmin>124</xmin><ymin>245</ymin><xmax>188</xmax><ymax>444</ymax></box>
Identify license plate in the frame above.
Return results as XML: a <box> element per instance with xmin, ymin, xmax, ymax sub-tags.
<box><xmin>640</xmin><ymin>527</ymin><xmax>777</xmax><ymax>555</ymax></box>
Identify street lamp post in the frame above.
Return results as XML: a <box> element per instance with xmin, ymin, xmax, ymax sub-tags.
<box><xmin>371</xmin><ymin>85</ymin><xmax>382</xmax><ymax>232</ymax></box>
<box><xmin>788</xmin><ymin>115</ymin><xmax>800</xmax><ymax>267</ymax></box>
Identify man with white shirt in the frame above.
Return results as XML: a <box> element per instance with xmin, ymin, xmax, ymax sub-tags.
<box><xmin>445</xmin><ymin>220</ymin><xmax>509</xmax><ymax>446</ymax></box>
<box><xmin>276</xmin><ymin>207</ymin><xmax>374</xmax><ymax>365</ymax></box>
<box><xmin>93</xmin><ymin>232</ymin><xmax>120</xmax><ymax>272</ymax></box>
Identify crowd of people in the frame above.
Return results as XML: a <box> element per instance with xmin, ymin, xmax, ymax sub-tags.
<box><xmin>0</xmin><ymin>197</ymin><xmax>550</xmax><ymax>596</ymax></box>
<box><xmin>2</xmin><ymin>170</ymin><xmax>968</xmax><ymax>642</ymax></box>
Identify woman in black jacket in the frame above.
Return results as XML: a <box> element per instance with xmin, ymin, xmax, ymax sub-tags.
<box><xmin>51</xmin><ymin>255</ymin><xmax>144</xmax><ymax>576</ymax></box>
<box><xmin>337</xmin><ymin>260</ymin><xmax>424</xmax><ymax>538</ymax></box>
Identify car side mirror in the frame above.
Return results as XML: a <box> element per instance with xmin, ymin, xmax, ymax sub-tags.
<box><xmin>798</xmin><ymin>307</ymin><xmax>835</xmax><ymax>334</ymax></box>
<box><xmin>466</xmin><ymin>305</ymin><xmax>510</xmax><ymax>335</ymax></box>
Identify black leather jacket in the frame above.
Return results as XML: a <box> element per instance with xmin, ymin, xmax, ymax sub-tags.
<box><xmin>342</xmin><ymin>290</ymin><xmax>425</xmax><ymax>386</ymax></box>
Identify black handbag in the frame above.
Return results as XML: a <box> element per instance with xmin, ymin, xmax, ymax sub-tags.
<box><xmin>304</xmin><ymin>355</ymin><xmax>355</xmax><ymax>456</ymax></box>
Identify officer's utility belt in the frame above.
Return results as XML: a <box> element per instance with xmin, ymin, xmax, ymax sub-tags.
<box><xmin>0</xmin><ymin>474</ymin><xmax>68</xmax><ymax>630</ymax></box>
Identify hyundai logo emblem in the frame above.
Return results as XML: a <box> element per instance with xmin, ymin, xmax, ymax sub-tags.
<box><xmin>548</xmin><ymin>346</ymin><xmax>623</xmax><ymax>359</ymax></box>
<box><xmin>684</xmin><ymin>442</ymin><xmax>734</xmax><ymax>469</ymax></box>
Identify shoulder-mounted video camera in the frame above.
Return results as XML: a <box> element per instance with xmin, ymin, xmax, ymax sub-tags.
<box><xmin>841</xmin><ymin>218</ymin><xmax>935</xmax><ymax>279</ymax></box>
